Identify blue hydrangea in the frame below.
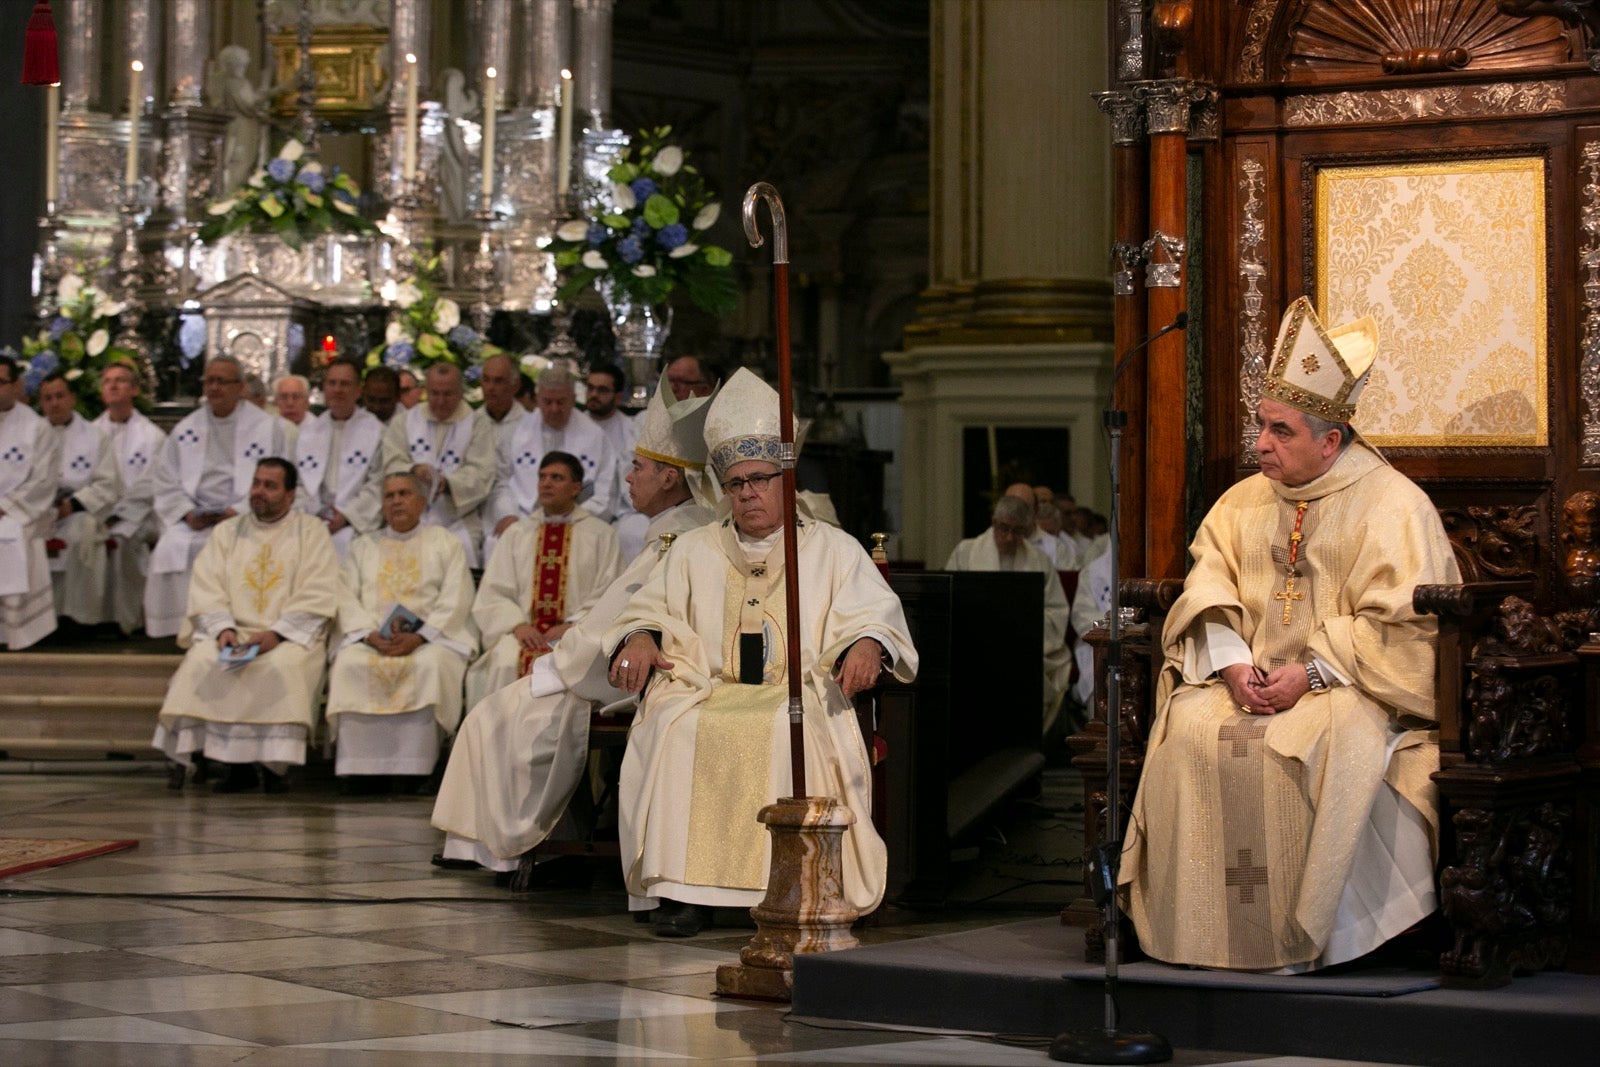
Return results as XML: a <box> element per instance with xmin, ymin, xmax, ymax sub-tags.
<box><xmin>447</xmin><ymin>325</ymin><xmax>479</xmax><ymax>349</ymax></box>
<box><xmin>655</xmin><ymin>223</ymin><xmax>689</xmax><ymax>251</ymax></box>
<box><xmin>48</xmin><ymin>317</ymin><xmax>72</xmax><ymax>342</ymax></box>
<box><xmin>267</xmin><ymin>157</ymin><xmax>296</xmax><ymax>183</ymax></box>
<box><xmin>30</xmin><ymin>350</ymin><xmax>59</xmax><ymax>374</ymax></box>
<box><xmin>630</xmin><ymin>216</ymin><xmax>652</xmax><ymax>238</ymax></box>
<box><xmin>630</xmin><ymin>177</ymin><xmax>658</xmax><ymax>203</ymax></box>
<box><xmin>464</xmin><ymin>363</ymin><xmax>483</xmax><ymax>384</ymax></box>
<box><xmin>297</xmin><ymin>169</ymin><xmax>326</xmax><ymax>193</ymax></box>
<box><xmin>383</xmin><ymin>341</ymin><xmax>416</xmax><ymax>368</ymax></box>
<box><xmin>616</xmin><ymin>236</ymin><xmax>645</xmax><ymax>264</ymax></box>
<box><xmin>586</xmin><ymin>223</ymin><xmax>608</xmax><ymax>246</ymax></box>
<box><xmin>23</xmin><ymin>366</ymin><xmax>45</xmax><ymax>396</ymax></box>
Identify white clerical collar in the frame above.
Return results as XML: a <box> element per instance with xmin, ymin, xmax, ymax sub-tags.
<box><xmin>541</xmin><ymin>508</ymin><xmax>578</xmax><ymax>525</ymax></box>
<box><xmin>384</xmin><ymin>522</ymin><xmax>424</xmax><ymax>541</ymax></box>
<box><xmin>737</xmin><ymin>527</ymin><xmax>781</xmax><ymax>551</ymax></box>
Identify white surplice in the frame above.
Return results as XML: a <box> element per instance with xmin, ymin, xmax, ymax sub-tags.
<box><xmin>48</xmin><ymin>413</ymin><xmax>121</xmax><ymax>624</ymax></box>
<box><xmin>151</xmin><ymin>510</ymin><xmax>339</xmax><ymax>768</ymax></box>
<box><xmin>484</xmin><ymin>408</ymin><xmax>618</xmax><ymax>562</ymax></box>
<box><xmin>0</xmin><ymin>403</ymin><xmax>60</xmax><ymax>649</ymax></box>
<box><xmin>293</xmin><ymin>407</ymin><xmax>384</xmax><ymax>561</ymax></box>
<box><xmin>145</xmin><ymin>402</ymin><xmax>290</xmax><ymax>637</ymax></box>
<box><xmin>325</xmin><ymin>524</ymin><xmax>478</xmax><ymax>776</ymax></box>
<box><xmin>380</xmin><ymin>403</ymin><xmax>496</xmax><ymax>568</ymax></box>
<box><xmin>94</xmin><ymin>409</ymin><xmax>166</xmax><ymax>633</ymax></box>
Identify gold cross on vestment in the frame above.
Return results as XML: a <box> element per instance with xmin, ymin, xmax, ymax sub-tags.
<box><xmin>1274</xmin><ymin>569</ymin><xmax>1303</xmax><ymax>624</ymax></box>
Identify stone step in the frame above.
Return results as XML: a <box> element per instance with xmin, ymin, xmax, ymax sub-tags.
<box><xmin>0</xmin><ymin>652</ymin><xmax>179</xmax><ymax>758</ymax></box>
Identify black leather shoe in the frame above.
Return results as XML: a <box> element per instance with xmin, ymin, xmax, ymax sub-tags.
<box><xmin>260</xmin><ymin>767</ymin><xmax>291</xmax><ymax>794</ymax></box>
<box><xmin>430</xmin><ymin>854</ymin><xmax>480</xmax><ymax>870</ymax></box>
<box><xmin>653</xmin><ymin>899</ymin><xmax>713</xmax><ymax>938</ymax></box>
<box><xmin>211</xmin><ymin>764</ymin><xmax>259</xmax><ymax>794</ymax></box>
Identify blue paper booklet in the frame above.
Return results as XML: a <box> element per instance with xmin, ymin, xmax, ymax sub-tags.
<box><xmin>379</xmin><ymin>603</ymin><xmax>424</xmax><ymax>639</ymax></box>
<box><xmin>218</xmin><ymin>643</ymin><xmax>258</xmax><ymax>670</ymax></box>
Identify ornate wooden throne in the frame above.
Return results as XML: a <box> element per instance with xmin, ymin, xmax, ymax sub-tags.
<box><xmin>1070</xmin><ymin>0</ymin><xmax>1600</xmax><ymax>987</ymax></box>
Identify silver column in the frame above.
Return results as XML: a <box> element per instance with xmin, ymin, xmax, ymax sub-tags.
<box><xmin>573</xmin><ymin>0</ymin><xmax>614</xmax><ymax>129</ymax></box>
<box><xmin>124</xmin><ymin>0</ymin><xmax>161</xmax><ymax>116</ymax></box>
<box><xmin>165</xmin><ymin>0</ymin><xmax>210</xmax><ymax>109</ymax></box>
<box><xmin>389</xmin><ymin>0</ymin><xmax>433</xmax><ymax>110</ymax></box>
<box><xmin>524</xmin><ymin>0</ymin><xmax>571</xmax><ymax>110</ymax></box>
<box><xmin>60</xmin><ymin>0</ymin><xmax>102</xmax><ymax>115</ymax></box>
<box><xmin>480</xmin><ymin>0</ymin><xmax>514</xmax><ymax>107</ymax></box>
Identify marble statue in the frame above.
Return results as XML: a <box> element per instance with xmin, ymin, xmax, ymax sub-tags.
<box><xmin>439</xmin><ymin>69</ymin><xmax>479</xmax><ymax>224</ymax></box>
<box><xmin>211</xmin><ymin>45</ymin><xmax>272</xmax><ymax>194</ymax></box>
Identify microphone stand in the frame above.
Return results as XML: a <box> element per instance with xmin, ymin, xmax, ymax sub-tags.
<box><xmin>1050</xmin><ymin>313</ymin><xmax>1185</xmax><ymax>1065</ymax></box>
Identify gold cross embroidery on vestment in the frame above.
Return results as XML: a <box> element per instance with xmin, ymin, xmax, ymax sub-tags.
<box><xmin>243</xmin><ymin>543</ymin><xmax>284</xmax><ymax>616</ymax></box>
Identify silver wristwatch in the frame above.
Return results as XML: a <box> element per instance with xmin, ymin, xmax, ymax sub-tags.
<box><xmin>1305</xmin><ymin>661</ymin><xmax>1328</xmax><ymax>691</ymax></box>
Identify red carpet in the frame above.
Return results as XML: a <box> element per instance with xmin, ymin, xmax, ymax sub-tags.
<box><xmin>0</xmin><ymin>837</ymin><xmax>138</xmax><ymax>879</ymax></box>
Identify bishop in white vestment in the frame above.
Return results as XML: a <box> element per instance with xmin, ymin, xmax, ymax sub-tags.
<box><xmin>467</xmin><ymin>451</ymin><xmax>623</xmax><ymax>709</ymax></box>
<box><xmin>326</xmin><ymin>472</ymin><xmax>478</xmax><ymax>779</ymax></box>
<box><xmin>145</xmin><ymin>357</ymin><xmax>290</xmax><ymax>637</ymax></box>
<box><xmin>434</xmin><ymin>379</ymin><xmax>717</xmax><ymax>871</ymax></box>
<box><xmin>94</xmin><ymin>362</ymin><xmax>166</xmax><ymax>634</ymax></box>
<box><xmin>607</xmin><ymin>370</ymin><xmax>917</xmax><ymax>937</ymax></box>
<box><xmin>294</xmin><ymin>360</ymin><xmax>384</xmax><ymax>561</ymax></box>
<box><xmin>378</xmin><ymin>362</ymin><xmax>496</xmax><ymax>567</ymax></box>
<box><xmin>153</xmin><ymin>458</ymin><xmax>339</xmax><ymax>788</ymax></box>
<box><xmin>0</xmin><ymin>356</ymin><xmax>60</xmax><ymax>649</ymax></box>
<box><xmin>38</xmin><ymin>375</ymin><xmax>121</xmax><ymax>625</ymax></box>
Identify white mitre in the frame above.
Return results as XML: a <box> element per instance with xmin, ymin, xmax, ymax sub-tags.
<box><xmin>703</xmin><ymin>367</ymin><xmax>799</xmax><ymax>480</ymax></box>
<box><xmin>1260</xmin><ymin>296</ymin><xmax>1379</xmax><ymax>424</ymax></box>
<box><xmin>635</xmin><ymin>372</ymin><xmax>713</xmax><ymax>471</ymax></box>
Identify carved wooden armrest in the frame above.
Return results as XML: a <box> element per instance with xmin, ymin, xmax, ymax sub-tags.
<box><xmin>1414</xmin><ymin>580</ymin><xmax>1534</xmax><ymax>620</ymax></box>
<box><xmin>1120</xmin><ymin>578</ymin><xmax>1184</xmax><ymax>620</ymax></box>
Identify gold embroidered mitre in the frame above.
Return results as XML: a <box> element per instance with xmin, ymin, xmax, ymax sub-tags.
<box><xmin>635</xmin><ymin>371</ymin><xmax>715</xmax><ymax>471</ymax></box>
<box><xmin>703</xmin><ymin>368</ymin><xmax>798</xmax><ymax>479</ymax></box>
<box><xmin>1260</xmin><ymin>296</ymin><xmax>1379</xmax><ymax>423</ymax></box>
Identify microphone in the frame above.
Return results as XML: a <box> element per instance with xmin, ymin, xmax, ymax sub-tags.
<box><xmin>1112</xmin><ymin>310</ymin><xmax>1188</xmax><ymax>381</ymax></box>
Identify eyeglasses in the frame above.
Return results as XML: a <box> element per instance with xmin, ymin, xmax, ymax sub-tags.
<box><xmin>722</xmin><ymin>471</ymin><xmax>781</xmax><ymax>494</ymax></box>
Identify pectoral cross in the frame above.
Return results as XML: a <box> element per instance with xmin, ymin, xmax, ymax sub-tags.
<box><xmin>1275</xmin><ymin>568</ymin><xmax>1303</xmax><ymax>624</ymax></box>
<box><xmin>1276</xmin><ymin>500</ymin><xmax>1311</xmax><ymax>625</ymax></box>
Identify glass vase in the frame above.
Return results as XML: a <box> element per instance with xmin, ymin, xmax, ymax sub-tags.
<box><xmin>595</xmin><ymin>277</ymin><xmax>673</xmax><ymax>409</ymax></box>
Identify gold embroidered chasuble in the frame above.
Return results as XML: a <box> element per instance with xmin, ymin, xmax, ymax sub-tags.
<box><xmin>1120</xmin><ymin>442</ymin><xmax>1461</xmax><ymax>970</ymax></box>
<box><xmin>326</xmin><ymin>524</ymin><xmax>478</xmax><ymax>731</ymax></box>
<box><xmin>605</xmin><ymin>512</ymin><xmax>918</xmax><ymax>912</ymax></box>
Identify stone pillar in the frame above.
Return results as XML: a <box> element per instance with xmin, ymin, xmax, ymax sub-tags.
<box><xmin>573</xmin><ymin>0</ymin><xmax>614</xmax><ymax>130</ymax></box>
<box><xmin>165</xmin><ymin>0</ymin><xmax>209</xmax><ymax>109</ymax></box>
<box><xmin>886</xmin><ymin>0</ymin><xmax>1112</xmax><ymax>565</ymax></box>
<box><xmin>60</xmin><ymin>0</ymin><xmax>103</xmax><ymax>115</ymax></box>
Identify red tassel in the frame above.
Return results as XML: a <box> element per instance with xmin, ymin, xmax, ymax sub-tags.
<box><xmin>21</xmin><ymin>2</ymin><xmax>60</xmax><ymax>87</ymax></box>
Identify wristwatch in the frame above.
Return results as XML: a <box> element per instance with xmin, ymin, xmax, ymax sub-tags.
<box><xmin>1304</xmin><ymin>661</ymin><xmax>1328</xmax><ymax>692</ymax></box>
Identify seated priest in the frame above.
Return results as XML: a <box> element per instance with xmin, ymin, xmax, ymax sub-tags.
<box><xmin>38</xmin><ymin>373</ymin><xmax>120</xmax><ymax>627</ymax></box>
<box><xmin>145</xmin><ymin>356</ymin><xmax>291</xmax><ymax>638</ymax></box>
<box><xmin>945</xmin><ymin>493</ymin><xmax>1073</xmax><ymax>735</ymax></box>
<box><xmin>379</xmin><ymin>361</ymin><xmax>496</xmax><ymax>567</ymax></box>
<box><xmin>432</xmin><ymin>379</ymin><xmax>717</xmax><ymax>873</ymax></box>
<box><xmin>152</xmin><ymin>457</ymin><xmax>339</xmax><ymax>793</ymax></box>
<box><xmin>606</xmin><ymin>369</ymin><xmax>918</xmax><ymax>937</ymax></box>
<box><xmin>294</xmin><ymin>359</ymin><xmax>384</xmax><ymax>561</ymax></box>
<box><xmin>466</xmin><ymin>450</ymin><xmax>623</xmax><ymax>708</ymax></box>
<box><xmin>324</xmin><ymin>472</ymin><xmax>478</xmax><ymax>788</ymax></box>
<box><xmin>1120</xmin><ymin>298</ymin><xmax>1461</xmax><ymax>973</ymax></box>
<box><xmin>0</xmin><ymin>354</ymin><xmax>60</xmax><ymax>650</ymax></box>
<box><xmin>94</xmin><ymin>361</ymin><xmax>166</xmax><ymax>634</ymax></box>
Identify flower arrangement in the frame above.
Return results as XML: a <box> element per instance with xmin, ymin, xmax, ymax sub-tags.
<box><xmin>367</xmin><ymin>257</ymin><xmax>501</xmax><ymax>380</ymax></box>
<box><xmin>19</xmin><ymin>272</ymin><xmax>143</xmax><ymax>417</ymax></box>
<box><xmin>547</xmin><ymin>126</ymin><xmax>736</xmax><ymax>315</ymax></box>
<box><xmin>198</xmin><ymin>139</ymin><xmax>376</xmax><ymax>250</ymax></box>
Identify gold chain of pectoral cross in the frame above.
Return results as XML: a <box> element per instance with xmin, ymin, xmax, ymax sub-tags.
<box><xmin>1274</xmin><ymin>500</ymin><xmax>1311</xmax><ymax>625</ymax></box>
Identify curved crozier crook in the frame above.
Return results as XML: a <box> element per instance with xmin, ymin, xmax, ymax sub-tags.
<box><xmin>742</xmin><ymin>181</ymin><xmax>789</xmax><ymax>265</ymax></box>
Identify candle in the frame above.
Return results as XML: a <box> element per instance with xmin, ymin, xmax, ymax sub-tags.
<box><xmin>556</xmin><ymin>68</ymin><xmax>573</xmax><ymax>199</ymax></box>
<box><xmin>402</xmin><ymin>53</ymin><xmax>418</xmax><ymax>182</ymax></box>
<box><xmin>481</xmin><ymin>67</ymin><xmax>497</xmax><ymax>200</ymax></box>
<box><xmin>125</xmin><ymin>61</ymin><xmax>143</xmax><ymax>191</ymax></box>
<box><xmin>44</xmin><ymin>81</ymin><xmax>59</xmax><ymax>209</ymax></box>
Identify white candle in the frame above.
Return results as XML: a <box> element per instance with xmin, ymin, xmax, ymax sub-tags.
<box><xmin>402</xmin><ymin>53</ymin><xmax>419</xmax><ymax>182</ymax></box>
<box><xmin>481</xmin><ymin>67</ymin><xmax>497</xmax><ymax>200</ymax></box>
<box><xmin>44</xmin><ymin>82</ymin><xmax>59</xmax><ymax>209</ymax></box>
<box><xmin>125</xmin><ymin>61</ymin><xmax>143</xmax><ymax>191</ymax></box>
<box><xmin>556</xmin><ymin>69</ymin><xmax>573</xmax><ymax>199</ymax></box>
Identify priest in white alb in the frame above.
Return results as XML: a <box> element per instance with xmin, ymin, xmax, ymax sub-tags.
<box><xmin>294</xmin><ymin>359</ymin><xmax>384</xmax><ymax>561</ymax></box>
<box><xmin>145</xmin><ymin>356</ymin><xmax>291</xmax><ymax>638</ymax></box>
<box><xmin>379</xmin><ymin>361</ymin><xmax>496</xmax><ymax>567</ymax></box>
<box><xmin>1120</xmin><ymin>298</ymin><xmax>1461</xmax><ymax>973</ymax></box>
<box><xmin>152</xmin><ymin>458</ymin><xmax>339</xmax><ymax>793</ymax></box>
<box><xmin>466</xmin><ymin>450</ymin><xmax>623</xmax><ymax>709</ymax></box>
<box><xmin>37</xmin><ymin>373</ymin><xmax>120</xmax><ymax>627</ymax></box>
<box><xmin>0</xmin><ymin>354</ymin><xmax>60</xmax><ymax>649</ymax></box>
<box><xmin>433</xmin><ymin>378</ymin><xmax>717</xmax><ymax>873</ymax></box>
<box><xmin>606</xmin><ymin>369</ymin><xmax>918</xmax><ymax>937</ymax></box>
<box><xmin>94</xmin><ymin>362</ymin><xmax>166</xmax><ymax>634</ymax></box>
<box><xmin>325</xmin><ymin>471</ymin><xmax>477</xmax><ymax>784</ymax></box>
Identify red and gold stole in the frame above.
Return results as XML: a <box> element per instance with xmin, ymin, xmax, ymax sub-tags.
<box><xmin>516</xmin><ymin>520</ymin><xmax>573</xmax><ymax>677</ymax></box>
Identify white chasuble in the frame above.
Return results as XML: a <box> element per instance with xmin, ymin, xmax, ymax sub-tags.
<box><xmin>433</xmin><ymin>500</ymin><xmax>711</xmax><ymax>867</ymax></box>
<box><xmin>607</xmin><ymin>513</ymin><xmax>918</xmax><ymax>913</ymax></box>
<box><xmin>381</xmin><ymin>403</ymin><xmax>496</xmax><ymax>567</ymax></box>
<box><xmin>1120</xmin><ymin>443</ymin><xmax>1461</xmax><ymax>972</ymax></box>
<box><xmin>145</xmin><ymin>403</ymin><xmax>288</xmax><ymax>638</ymax></box>
<box><xmin>94</xmin><ymin>409</ymin><xmax>167</xmax><ymax>633</ymax></box>
<box><xmin>326</xmin><ymin>524</ymin><xmax>477</xmax><ymax>751</ymax></box>
<box><xmin>152</xmin><ymin>511</ymin><xmax>339</xmax><ymax>767</ymax></box>
<box><xmin>48</xmin><ymin>414</ymin><xmax>121</xmax><ymax>624</ymax></box>
<box><xmin>0</xmin><ymin>403</ymin><xmax>61</xmax><ymax>648</ymax></box>
<box><xmin>465</xmin><ymin>508</ymin><xmax>623</xmax><ymax>710</ymax></box>
<box><xmin>294</xmin><ymin>408</ymin><xmax>384</xmax><ymax>561</ymax></box>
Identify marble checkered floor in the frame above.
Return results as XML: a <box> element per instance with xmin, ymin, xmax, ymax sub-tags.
<box><xmin>0</xmin><ymin>768</ymin><xmax>1414</xmax><ymax>1066</ymax></box>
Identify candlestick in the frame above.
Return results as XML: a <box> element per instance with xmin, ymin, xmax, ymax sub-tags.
<box><xmin>403</xmin><ymin>53</ymin><xmax>419</xmax><ymax>182</ymax></box>
<box><xmin>44</xmin><ymin>81</ymin><xmax>59</xmax><ymax>209</ymax></box>
<box><xmin>557</xmin><ymin>68</ymin><xmax>574</xmax><ymax>199</ymax></box>
<box><xmin>481</xmin><ymin>66</ymin><xmax>497</xmax><ymax>200</ymax></box>
<box><xmin>125</xmin><ymin>61</ymin><xmax>143</xmax><ymax>193</ymax></box>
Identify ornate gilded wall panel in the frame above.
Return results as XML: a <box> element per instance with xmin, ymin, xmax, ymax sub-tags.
<box><xmin>1286</xmin><ymin>80</ymin><xmax>1565</xmax><ymax>127</ymax></box>
<box><xmin>1235</xmin><ymin>148</ymin><xmax>1271</xmax><ymax>465</ymax></box>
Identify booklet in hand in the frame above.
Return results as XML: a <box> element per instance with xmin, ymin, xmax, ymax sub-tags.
<box><xmin>218</xmin><ymin>643</ymin><xmax>259</xmax><ymax>670</ymax></box>
<box><xmin>379</xmin><ymin>603</ymin><xmax>424</xmax><ymax>640</ymax></box>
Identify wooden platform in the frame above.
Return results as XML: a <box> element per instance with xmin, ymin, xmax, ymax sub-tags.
<box><xmin>0</xmin><ymin>651</ymin><xmax>179</xmax><ymax>759</ymax></box>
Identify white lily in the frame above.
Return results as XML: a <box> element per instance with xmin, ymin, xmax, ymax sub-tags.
<box><xmin>332</xmin><ymin>198</ymin><xmax>357</xmax><ymax>215</ymax></box>
<box><xmin>299</xmin><ymin>160</ymin><xmax>323</xmax><ymax>175</ymax></box>
<box><xmin>207</xmin><ymin>199</ymin><xmax>237</xmax><ymax>216</ymax></box>
<box><xmin>654</xmin><ymin>145</ymin><xmax>684</xmax><ymax>176</ymax></box>
<box><xmin>556</xmin><ymin>220</ymin><xmax>590</xmax><ymax>242</ymax></box>
<box><xmin>57</xmin><ymin>274</ymin><xmax>84</xmax><ymax>304</ymax></box>
<box><xmin>582</xmin><ymin>250</ymin><xmax>608</xmax><ymax>270</ymax></box>
<box><xmin>95</xmin><ymin>297</ymin><xmax>125</xmax><ymax>318</ymax></box>
<box><xmin>693</xmin><ymin>203</ymin><xmax>720</xmax><ymax>230</ymax></box>
<box><xmin>65</xmin><ymin>368</ymin><xmax>84</xmax><ymax>381</ymax></box>
<box><xmin>278</xmin><ymin>139</ymin><xmax>305</xmax><ymax>162</ymax></box>
<box><xmin>668</xmin><ymin>243</ymin><xmax>699</xmax><ymax>259</ymax></box>
<box><xmin>612</xmin><ymin>183</ymin><xmax>637</xmax><ymax>211</ymax></box>
<box><xmin>247</xmin><ymin>169</ymin><xmax>266</xmax><ymax>188</ymax></box>
<box><xmin>434</xmin><ymin>298</ymin><xmax>462</xmax><ymax>332</ymax></box>
<box><xmin>633</xmin><ymin>264</ymin><xmax>657</xmax><ymax>277</ymax></box>
<box><xmin>385</xmin><ymin>320</ymin><xmax>406</xmax><ymax>345</ymax></box>
<box><xmin>394</xmin><ymin>282</ymin><xmax>422</xmax><ymax>309</ymax></box>
<box><xmin>86</xmin><ymin>329</ymin><xmax>110</xmax><ymax>357</ymax></box>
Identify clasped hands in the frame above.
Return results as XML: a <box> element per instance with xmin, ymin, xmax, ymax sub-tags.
<box><xmin>1220</xmin><ymin>661</ymin><xmax>1310</xmax><ymax>716</ymax></box>
<box><xmin>218</xmin><ymin>628</ymin><xmax>283</xmax><ymax>655</ymax></box>
<box><xmin>366</xmin><ymin>629</ymin><xmax>423</xmax><ymax>657</ymax></box>
<box><xmin>606</xmin><ymin>633</ymin><xmax>884</xmax><ymax>698</ymax></box>
<box><xmin>513</xmin><ymin>621</ymin><xmax>569</xmax><ymax>654</ymax></box>
<box><xmin>184</xmin><ymin>507</ymin><xmax>236</xmax><ymax>530</ymax></box>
